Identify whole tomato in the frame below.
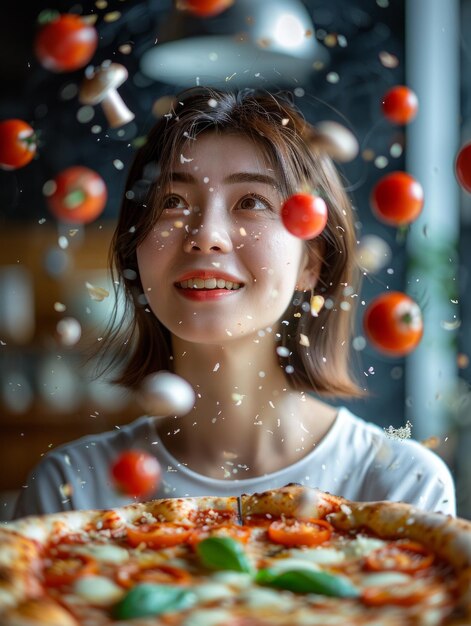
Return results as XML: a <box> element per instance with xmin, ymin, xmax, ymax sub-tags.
<box><xmin>179</xmin><ymin>0</ymin><xmax>234</xmax><ymax>17</ymax></box>
<box><xmin>111</xmin><ymin>450</ymin><xmax>161</xmax><ymax>498</ymax></box>
<box><xmin>45</xmin><ymin>166</ymin><xmax>107</xmax><ymax>224</ymax></box>
<box><xmin>281</xmin><ymin>193</ymin><xmax>328</xmax><ymax>240</ymax></box>
<box><xmin>34</xmin><ymin>14</ymin><xmax>98</xmax><ymax>73</ymax></box>
<box><xmin>371</xmin><ymin>172</ymin><xmax>423</xmax><ymax>226</ymax></box>
<box><xmin>0</xmin><ymin>119</ymin><xmax>37</xmax><ymax>170</ymax></box>
<box><xmin>382</xmin><ymin>86</ymin><xmax>418</xmax><ymax>125</ymax></box>
<box><xmin>455</xmin><ymin>142</ymin><xmax>471</xmax><ymax>193</ymax></box>
<box><xmin>364</xmin><ymin>291</ymin><xmax>423</xmax><ymax>357</ymax></box>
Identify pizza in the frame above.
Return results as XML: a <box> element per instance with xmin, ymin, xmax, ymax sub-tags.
<box><xmin>1</xmin><ymin>484</ymin><xmax>470</xmax><ymax>626</ymax></box>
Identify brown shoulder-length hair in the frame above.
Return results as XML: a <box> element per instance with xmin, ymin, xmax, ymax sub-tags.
<box><xmin>95</xmin><ymin>86</ymin><xmax>364</xmax><ymax>398</ymax></box>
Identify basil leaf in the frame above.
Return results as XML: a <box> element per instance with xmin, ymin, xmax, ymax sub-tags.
<box><xmin>113</xmin><ymin>583</ymin><xmax>196</xmax><ymax>619</ymax></box>
<box><xmin>255</xmin><ymin>568</ymin><xmax>359</xmax><ymax>598</ymax></box>
<box><xmin>196</xmin><ymin>536</ymin><xmax>254</xmax><ymax>573</ymax></box>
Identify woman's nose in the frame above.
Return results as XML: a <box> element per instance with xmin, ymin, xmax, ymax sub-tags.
<box><xmin>183</xmin><ymin>208</ymin><xmax>233</xmax><ymax>254</ymax></box>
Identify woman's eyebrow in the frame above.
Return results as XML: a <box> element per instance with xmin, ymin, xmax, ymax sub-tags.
<box><xmin>224</xmin><ymin>172</ymin><xmax>279</xmax><ymax>188</ymax></box>
<box><xmin>168</xmin><ymin>171</ymin><xmax>279</xmax><ymax>188</ymax></box>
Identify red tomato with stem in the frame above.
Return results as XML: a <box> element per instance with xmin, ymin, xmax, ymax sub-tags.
<box><xmin>180</xmin><ymin>0</ymin><xmax>234</xmax><ymax>17</ymax></box>
<box><xmin>281</xmin><ymin>193</ymin><xmax>328</xmax><ymax>240</ymax></box>
<box><xmin>111</xmin><ymin>450</ymin><xmax>161</xmax><ymax>498</ymax></box>
<box><xmin>34</xmin><ymin>14</ymin><xmax>98</xmax><ymax>73</ymax></box>
<box><xmin>45</xmin><ymin>166</ymin><xmax>107</xmax><ymax>224</ymax></box>
<box><xmin>364</xmin><ymin>291</ymin><xmax>423</xmax><ymax>357</ymax></box>
<box><xmin>371</xmin><ymin>172</ymin><xmax>424</xmax><ymax>226</ymax></box>
<box><xmin>455</xmin><ymin>142</ymin><xmax>471</xmax><ymax>193</ymax></box>
<box><xmin>0</xmin><ymin>119</ymin><xmax>37</xmax><ymax>170</ymax></box>
<box><xmin>382</xmin><ymin>86</ymin><xmax>418</xmax><ymax>125</ymax></box>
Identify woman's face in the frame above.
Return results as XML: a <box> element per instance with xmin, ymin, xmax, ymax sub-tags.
<box><xmin>136</xmin><ymin>132</ymin><xmax>311</xmax><ymax>345</ymax></box>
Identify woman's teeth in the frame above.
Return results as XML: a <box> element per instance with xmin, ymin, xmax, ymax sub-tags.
<box><xmin>178</xmin><ymin>278</ymin><xmax>241</xmax><ymax>290</ymax></box>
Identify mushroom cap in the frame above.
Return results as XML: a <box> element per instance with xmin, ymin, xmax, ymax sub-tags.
<box><xmin>79</xmin><ymin>62</ymin><xmax>129</xmax><ymax>105</ymax></box>
<box><xmin>313</xmin><ymin>121</ymin><xmax>359</xmax><ymax>163</ymax></box>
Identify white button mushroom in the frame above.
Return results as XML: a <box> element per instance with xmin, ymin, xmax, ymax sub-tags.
<box><xmin>139</xmin><ymin>371</ymin><xmax>196</xmax><ymax>417</ymax></box>
<box><xmin>79</xmin><ymin>62</ymin><xmax>135</xmax><ymax>128</ymax></box>
<box><xmin>313</xmin><ymin>121</ymin><xmax>359</xmax><ymax>163</ymax></box>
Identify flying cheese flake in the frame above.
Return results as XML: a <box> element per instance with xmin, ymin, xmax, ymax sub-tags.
<box><xmin>180</xmin><ymin>154</ymin><xmax>193</xmax><ymax>164</ymax></box>
<box><xmin>421</xmin><ymin>436</ymin><xmax>440</xmax><ymax>450</ymax></box>
<box><xmin>85</xmin><ymin>282</ymin><xmax>110</xmax><ymax>301</ymax></box>
<box><xmin>59</xmin><ymin>483</ymin><xmax>74</xmax><ymax>498</ymax></box>
<box><xmin>384</xmin><ymin>421</ymin><xmax>412</xmax><ymax>441</ymax></box>
<box><xmin>299</xmin><ymin>334</ymin><xmax>310</xmax><ymax>347</ymax></box>
<box><xmin>54</xmin><ymin>302</ymin><xmax>66</xmax><ymax>312</ymax></box>
<box><xmin>310</xmin><ymin>294</ymin><xmax>325</xmax><ymax>316</ymax></box>
<box><xmin>379</xmin><ymin>50</ymin><xmax>399</xmax><ymax>68</ymax></box>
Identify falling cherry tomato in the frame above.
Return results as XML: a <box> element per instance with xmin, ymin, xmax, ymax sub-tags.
<box><xmin>45</xmin><ymin>166</ymin><xmax>107</xmax><ymax>224</ymax></box>
<box><xmin>455</xmin><ymin>142</ymin><xmax>471</xmax><ymax>193</ymax></box>
<box><xmin>281</xmin><ymin>193</ymin><xmax>328</xmax><ymax>240</ymax></box>
<box><xmin>0</xmin><ymin>119</ymin><xmax>37</xmax><ymax>170</ymax></box>
<box><xmin>364</xmin><ymin>291</ymin><xmax>423</xmax><ymax>357</ymax></box>
<box><xmin>370</xmin><ymin>172</ymin><xmax>424</xmax><ymax>227</ymax></box>
<box><xmin>179</xmin><ymin>0</ymin><xmax>234</xmax><ymax>17</ymax></box>
<box><xmin>111</xmin><ymin>450</ymin><xmax>161</xmax><ymax>498</ymax></box>
<box><xmin>381</xmin><ymin>86</ymin><xmax>418</xmax><ymax>125</ymax></box>
<box><xmin>34</xmin><ymin>14</ymin><xmax>98</xmax><ymax>73</ymax></box>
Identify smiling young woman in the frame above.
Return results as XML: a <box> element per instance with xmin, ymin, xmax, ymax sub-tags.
<box><xmin>13</xmin><ymin>87</ymin><xmax>455</xmax><ymax>519</ymax></box>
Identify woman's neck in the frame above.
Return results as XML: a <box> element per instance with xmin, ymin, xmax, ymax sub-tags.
<box><xmin>155</xmin><ymin>333</ymin><xmax>337</xmax><ymax>479</ymax></box>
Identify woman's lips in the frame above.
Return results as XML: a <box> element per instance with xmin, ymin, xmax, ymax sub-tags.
<box><xmin>175</xmin><ymin>285</ymin><xmax>242</xmax><ymax>301</ymax></box>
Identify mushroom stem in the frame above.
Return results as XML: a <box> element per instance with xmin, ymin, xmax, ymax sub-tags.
<box><xmin>101</xmin><ymin>90</ymin><xmax>135</xmax><ymax>128</ymax></box>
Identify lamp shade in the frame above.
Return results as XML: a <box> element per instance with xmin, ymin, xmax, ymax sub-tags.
<box><xmin>140</xmin><ymin>0</ymin><xmax>328</xmax><ymax>87</ymax></box>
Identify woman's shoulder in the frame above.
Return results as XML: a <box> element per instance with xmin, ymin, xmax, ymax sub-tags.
<box><xmin>336</xmin><ymin>408</ymin><xmax>455</xmax><ymax>514</ymax></box>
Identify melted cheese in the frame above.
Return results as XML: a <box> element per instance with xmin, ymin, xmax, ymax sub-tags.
<box><xmin>240</xmin><ymin>587</ymin><xmax>295</xmax><ymax>610</ymax></box>
<box><xmin>211</xmin><ymin>571</ymin><xmax>253</xmax><ymax>588</ymax></box>
<box><xmin>73</xmin><ymin>575</ymin><xmax>124</xmax><ymax>605</ymax></box>
<box><xmin>193</xmin><ymin>582</ymin><xmax>235</xmax><ymax>603</ymax></box>
<box><xmin>340</xmin><ymin>536</ymin><xmax>386</xmax><ymax>558</ymax></box>
<box><xmin>182</xmin><ymin>609</ymin><xmax>234</xmax><ymax>626</ymax></box>
<box><xmin>266</xmin><ymin>557</ymin><xmax>321</xmax><ymax>573</ymax></box>
<box><xmin>74</xmin><ymin>543</ymin><xmax>129</xmax><ymax>563</ymax></box>
<box><xmin>286</xmin><ymin>548</ymin><xmax>345</xmax><ymax>565</ymax></box>
<box><xmin>360</xmin><ymin>572</ymin><xmax>412</xmax><ymax>588</ymax></box>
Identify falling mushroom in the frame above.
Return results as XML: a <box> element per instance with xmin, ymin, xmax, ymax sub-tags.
<box><xmin>312</xmin><ymin>121</ymin><xmax>359</xmax><ymax>163</ymax></box>
<box><xmin>79</xmin><ymin>62</ymin><xmax>135</xmax><ymax>128</ymax></box>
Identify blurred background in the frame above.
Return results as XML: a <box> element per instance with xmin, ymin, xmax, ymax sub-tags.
<box><xmin>1</xmin><ymin>0</ymin><xmax>470</xmax><ymax>520</ymax></box>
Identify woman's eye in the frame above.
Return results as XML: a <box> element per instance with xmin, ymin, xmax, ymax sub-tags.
<box><xmin>238</xmin><ymin>195</ymin><xmax>271</xmax><ymax>211</ymax></box>
<box><xmin>163</xmin><ymin>195</ymin><xmax>187</xmax><ymax>210</ymax></box>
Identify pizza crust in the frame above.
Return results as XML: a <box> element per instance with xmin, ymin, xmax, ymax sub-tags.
<box><xmin>241</xmin><ymin>483</ymin><xmax>345</xmax><ymax>519</ymax></box>
<box><xmin>2</xmin><ymin>598</ymin><xmax>79</xmax><ymax>626</ymax></box>
<box><xmin>1</xmin><ymin>485</ymin><xmax>470</xmax><ymax>626</ymax></box>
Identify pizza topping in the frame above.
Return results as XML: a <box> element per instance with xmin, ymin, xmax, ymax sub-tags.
<box><xmin>188</xmin><ymin>524</ymin><xmax>252</xmax><ymax>546</ymax></box>
<box><xmin>286</xmin><ymin>547</ymin><xmax>345</xmax><ymax>565</ymax></box>
<box><xmin>361</xmin><ymin>580</ymin><xmax>443</xmax><ymax>607</ymax></box>
<box><xmin>262</xmin><ymin>557</ymin><xmax>321</xmax><ymax>575</ymax></box>
<box><xmin>116</xmin><ymin>562</ymin><xmax>192</xmax><ymax>588</ymax></box>
<box><xmin>211</xmin><ymin>570</ymin><xmax>254</xmax><ymax>588</ymax></box>
<box><xmin>365</xmin><ymin>541</ymin><xmax>435</xmax><ymax>573</ymax></box>
<box><xmin>71</xmin><ymin>543</ymin><xmax>130</xmax><ymax>563</ymax></box>
<box><xmin>192</xmin><ymin>581</ymin><xmax>235</xmax><ymax>602</ymax></box>
<box><xmin>255</xmin><ymin>568</ymin><xmax>360</xmax><ymax>598</ymax></box>
<box><xmin>72</xmin><ymin>574</ymin><xmax>124</xmax><ymax>605</ymax></box>
<box><xmin>113</xmin><ymin>582</ymin><xmax>197</xmax><ymax>619</ymax></box>
<box><xmin>125</xmin><ymin>523</ymin><xmax>192</xmax><ymax>549</ymax></box>
<box><xmin>360</xmin><ymin>571</ymin><xmax>412</xmax><ymax>587</ymax></box>
<box><xmin>43</xmin><ymin>553</ymin><xmax>98</xmax><ymax>587</ymax></box>
<box><xmin>196</xmin><ymin>536</ymin><xmax>254</xmax><ymax>574</ymax></box>
<box><xmin>267</xmin><ymin>518</ymin><xmax>333</xmax><ymax>547</ymax></box>
<box><xmin>180</xmin><ymin>608</ymin><xmax>235</xmax><ymax>626</ymax></box>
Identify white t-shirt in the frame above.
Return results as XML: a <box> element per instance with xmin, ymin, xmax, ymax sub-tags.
<box><xmin>13</xmin><ymin>407</ymin><xmax>456</xmax><ymax>519</ymax></box>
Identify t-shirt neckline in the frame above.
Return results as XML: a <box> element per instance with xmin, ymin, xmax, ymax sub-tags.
<box><xmin>148</xmin><ymin>407</ymin><xmax>346</xmax><ymax>486</ymax></box>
